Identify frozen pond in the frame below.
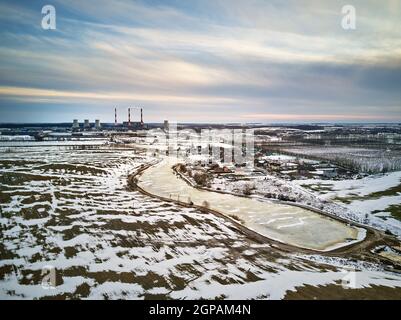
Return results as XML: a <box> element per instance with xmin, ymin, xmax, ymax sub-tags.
<box><xmin>138</xmin><ymin>159</ymin><xmax>365</xmax><ymax>251</ymax></box>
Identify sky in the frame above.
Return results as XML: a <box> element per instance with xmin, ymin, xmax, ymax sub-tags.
<box><xmin>0</xmin><ymin>0</ymin><xmax>400</xmax><ymax>123</ymax></box>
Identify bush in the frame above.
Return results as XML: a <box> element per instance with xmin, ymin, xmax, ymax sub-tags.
<box><xmin>177</xmin><ymin>163</ymin><xmax>187</xmax><ymax>173</ymax></box>
<box><xmin>193</xmin><ymin>172</ymin><xmax>210</xmax><ymax>187</ymax></box>
<box><xmin>385</xmin><ymin>229</ymin><xmax>394</xmax><ymax>236</ymax></box>
<box><xmin>243</xmin><ymin>183</ymin><xmax>255</xmax><ymax>195</ymax></box>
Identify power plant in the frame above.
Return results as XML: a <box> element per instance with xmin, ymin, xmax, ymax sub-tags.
<box><xmin>71</xmin><ymin>107</ymin><xmax>147</xmax><ymax>132</ymax></box>
<box><xmin>121</xmin><ymin>107</ymin><xmax>147</xmax><ymax>130</ymax></box>
<box><xmin>72</xmin><ymin>119</ymin><xmax>102</xmax><ymax>131</ymax></box>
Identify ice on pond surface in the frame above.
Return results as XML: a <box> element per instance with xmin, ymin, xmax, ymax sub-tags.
<box><xmin>138</xmin><ymin>159</ymin><xmax>365</xmax><ymax>251</ymax></box>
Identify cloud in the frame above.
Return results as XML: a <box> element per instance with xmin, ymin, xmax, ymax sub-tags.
<box><xmin>0</xmin><ymin>0</ymin><xmax>400</xmax><ymax>122</ymax></box>
<box><xmin>0</xmin><ymin>86</ymin><xmax>240</xmax><ymax>105</ymax></box>
<box><xmin>241</xmin><ymin>113</ymin><xmax>395</xmax><ymax>122</ymax></box>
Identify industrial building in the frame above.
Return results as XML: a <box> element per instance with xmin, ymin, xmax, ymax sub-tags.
<box><xmin>70</xmin><ymin>107</ymin><xmax>147</xmax><ymax>132</ymax></box>
<box><xmin>72</xmin><ymin>119</ymin><xmax>102</xmax><ymax>131</ymax></box>
<box><xmin>121</xmin><ymin>107</ymin><xmax>147</xmax><ymax>130</ymax></box>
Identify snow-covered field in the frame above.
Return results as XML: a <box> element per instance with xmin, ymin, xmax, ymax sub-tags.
<box><xmin>0</xmin><ymin>139</ymin><xmax>108</xmax><ymax>147</ymax></box>
<box><xmin>203</xmin><ymin>165</ymin><xmax>401</xmax><ymax>238</ymax></box>
<box><xmin>294</xmin><ymin>172</ymin><xmax>401</xmax><ymax>234</ymax></box>
<box><xmin>1</xmin><ymin>144</ymin><xmax>401</xmax><ymax>299</ymax></box>
<box><xmin>280</xmin><ymin>146</ymin><xmax>401</xmax><ymax>173</ymax></box>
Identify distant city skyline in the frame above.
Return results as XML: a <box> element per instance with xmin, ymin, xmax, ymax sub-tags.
<box><xmin>0</xmin><ymin>0</ymin><xmax>400</xmax><ymax>123</ymax></box>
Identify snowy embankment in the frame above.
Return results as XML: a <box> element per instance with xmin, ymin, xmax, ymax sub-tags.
<box><xmin>207</xmin><ymin>170</ymin><xmax>401</xmax><ymax>238</ymax></box>
<box><xmin>293</xmin><ymin>171</ymin><xmax>401</xmax><ymax>237</ymax></box>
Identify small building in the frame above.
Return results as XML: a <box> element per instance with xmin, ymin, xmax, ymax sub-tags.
<box><xmin>72</xmin><ymin>119</ymin><xmax>79</xmax><ymax>130</ymax></box>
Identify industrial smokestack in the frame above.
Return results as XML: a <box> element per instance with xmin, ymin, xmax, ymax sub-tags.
<box><xmin>128</xmin><ymin>108</ymin><xmax>131</xmax><ymax>126</ymax></box>
<box><xmin>115</xmin><ymin>107</ymin><xmax>117</xmax><ymax>125</ymax></box>
<box><xmin>141</xmin><ymin>108</ymin><xmax>143</xmax><ymax>125</ymax></box>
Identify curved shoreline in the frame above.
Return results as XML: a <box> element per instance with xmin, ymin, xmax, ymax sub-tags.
<box><xmin>128</xmin><ymin>159</ymin><xmax>374</xmax><ymax>253</ymax></box>
<box><xmin>169</xmin><ymin>164</ymin><xmax>401</xmax><ymax>258</ymax></box>
<box><xmin>128</xmin><ymin>163</ymin><xmax>318</xmax><ymax>254</ymax></box>
<box><xmin>127</xmin><ymin>160</ymin><xmax>401</xmax><ymax>268</ymax></box>
<box><xmin>172</xmin><ymin>164</ymin><xmax>372</xmax><ymax>235</ymax></box>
